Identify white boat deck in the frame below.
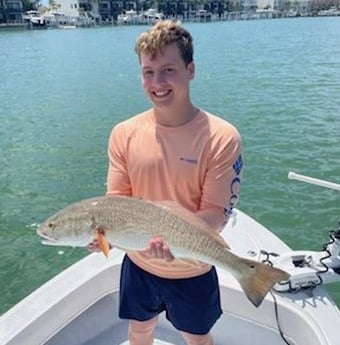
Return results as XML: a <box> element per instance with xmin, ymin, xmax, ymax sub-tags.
<box><xmin>42</xmin><ymin>290</ymin><xmax>295</xmax><ymax>345</ymax></box>
<box><xmin>120</xmin><ymin>341</ymin><xmax>174</xmax><ymax>345</ymax></box>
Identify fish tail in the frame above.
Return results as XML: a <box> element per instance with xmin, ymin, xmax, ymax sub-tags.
<box><xmin>236</xmin><ymin>258</ymin><xmax>290</xmax><ymax>307</ymax></box>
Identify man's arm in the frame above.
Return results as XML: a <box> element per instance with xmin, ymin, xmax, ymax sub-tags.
<box><xmin>196</xmin><ymin>206</ymin><xmax>226</xmax><ymax>233</ymax></box>
<box><xmin>198</xmin><ymin>126</ymin><xmax>243</xmax><ymax>232</ymax></box>
<box><xmin>106</xmin><ymin>124</ymin><xmax>132</xmax><ymax>196</ymax></box>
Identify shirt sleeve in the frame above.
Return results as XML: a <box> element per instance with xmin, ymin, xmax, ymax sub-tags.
<box><xmin>199</xmin><ymin>125</ymin><xmax>243</xmax><ymax>228</ymax></box>
<box><xmin>106</xmin><ymin>124</ymin><xmax>132</xmax><ymax>196</ymax></box>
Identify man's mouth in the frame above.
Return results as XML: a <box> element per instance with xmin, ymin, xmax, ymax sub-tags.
<box><xmin>153</xmin><ymin>90</ymin><xmax>171</xmax><ymax>98</ymax></box>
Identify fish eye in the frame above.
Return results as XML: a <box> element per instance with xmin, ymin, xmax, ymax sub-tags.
<box><xmin>48</xmin><ymin>222</ymin><xmax>54</xmax><ymax>228</ymax></box>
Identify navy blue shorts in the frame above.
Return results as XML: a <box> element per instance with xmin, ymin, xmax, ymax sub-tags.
<box><xmin>119</xmin><ymin>255</ymin><xmax>222</xmax><ymax>335</ymax></box>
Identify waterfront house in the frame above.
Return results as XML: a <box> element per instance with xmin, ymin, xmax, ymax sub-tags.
<box><xmin>0</xmin><ymin>0</ymin><xmax>42</xmax><ymax>25</ymax></box>
<box><xmin>46</xmin><ymin>0</ymin><xmax>96</xmax><ymax>26</ymax></box>
<box><xmin>53</xmin><ymin>0</ymin><xmax>80</xmax><ymax>17</ymax></box>
<box><xmin>78</xmin><ymin>0</ymin><xmax>101</xmax><ymax>22</ymax></box>
<box><xmin>97</xmin><ymin>0</ymin><xmax>124</xmax><ymax>22</ymax></box>
<box><xmin>0</xmin><ymin>0</ymin><xmax>23</xmax><ymax>24</ymax></box>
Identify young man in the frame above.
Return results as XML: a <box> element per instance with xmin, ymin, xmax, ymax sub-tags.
<box><xmin>91</xmin><ymin>20</ymin><xmax>243</xmax><ymax>345</ymax></box>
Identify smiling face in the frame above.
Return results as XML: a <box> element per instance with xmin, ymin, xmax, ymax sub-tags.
<box><xmin>140</xmin><ymin>43</ymin><xmax>195</xmax><ymax>112</ymax></box>
<box><xmin>135</xmin><ymin>20</ymin><xmax>196</xmax><ymax>126</ymax></box>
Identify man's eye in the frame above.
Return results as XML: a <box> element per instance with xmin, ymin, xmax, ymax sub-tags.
<box><xmin>143</xmin><ymin>70</ymin><xmax>153</xmax><ymax>76</ymax></box>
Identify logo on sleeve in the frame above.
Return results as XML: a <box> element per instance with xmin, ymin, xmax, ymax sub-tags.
<box><xmin>180</xmin><ymin>157</ymin><xmax>198</xmax><ymax>164</ymax></box>
<box><xmin>232</xmin><ymin>154</ymin><xmax>243</xmax><ymax>175</ymax></box>
<box><xmin>225</xmin><ymin>154</ymin><xmax>243</xmax><ymax>216</ymax></box>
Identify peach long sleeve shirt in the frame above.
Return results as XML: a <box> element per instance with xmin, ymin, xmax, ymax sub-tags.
<box><xmin>106</xmin><ymin>109</ymin><xmax>243</xmax><ymax>278</ymax></box>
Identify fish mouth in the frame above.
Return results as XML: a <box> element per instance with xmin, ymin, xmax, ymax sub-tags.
<box><xmin>37</xmin><ymin>229</ymin><xmax>58</xmax><ymax>244</ymax></box>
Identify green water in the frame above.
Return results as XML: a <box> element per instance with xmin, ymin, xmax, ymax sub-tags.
<box><xmin>0</xmin><ymin>17</ymin><xmax>339</xmax><ymax>316</ymax></box>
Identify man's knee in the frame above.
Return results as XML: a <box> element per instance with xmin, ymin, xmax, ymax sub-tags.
<box><xmin>181</xmin><ymin>331</ymin><xmax>214</xmax><ymax>345</ymax></box>
<box><xmin>128</xmin><ymin>317</ymin><xmax>158</xmax><ymax>345</ymax></box>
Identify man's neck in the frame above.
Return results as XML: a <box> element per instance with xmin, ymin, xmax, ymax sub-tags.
<box><xmin>153</xmin><ymin>104</ymin><xmax>199</xmax><ymax>127</ymax></box>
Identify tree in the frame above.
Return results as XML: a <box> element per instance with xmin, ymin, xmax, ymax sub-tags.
<box><xmin>22</xmin><ymin>0</ymin><xmax>36</xmax><ymax>11</ymax></box>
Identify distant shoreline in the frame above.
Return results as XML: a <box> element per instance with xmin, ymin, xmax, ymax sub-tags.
<box><xmin>1</xmin><ymin>11</ymin><xmax>339</xmax><ymax>30</ymax></box>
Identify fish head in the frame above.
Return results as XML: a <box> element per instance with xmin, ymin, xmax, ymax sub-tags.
<box><xmin>37</xmin><ymin>209</ymin><xmax>95</xmax><ymax>248</ymax></box>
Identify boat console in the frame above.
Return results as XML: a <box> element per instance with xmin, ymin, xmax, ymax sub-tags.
<box><xmin>272</xmin><ymin>172</ymin><xmax>340</xmax><ymax>292</ymax></box>
<box><xmin>273</xmin><ymin>227</ymin><xmax>340</xmax><ymax>292</ymax></box>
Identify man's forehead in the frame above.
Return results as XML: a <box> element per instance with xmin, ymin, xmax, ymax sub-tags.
<box><xmin>140</xmin><ymin>44</ymin><xmax>182</xmax><ymax>64</ymax></box>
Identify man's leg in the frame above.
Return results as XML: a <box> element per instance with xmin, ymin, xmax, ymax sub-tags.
<box><xmin>164</xmin><ymin>267</ymin><xmax>222</xmax><ymax>344</ymax></box>
<box><xmin>120</xmin><ymin>256</ymin><xmax>163</xmax><ymax>344</ymax></box>
<box><xmin>128</xmin><ymin>317</ymin><xmax>158</xmax><ymax>345</ymax></box>
<box><xmin>181</xmin><ymin>331</ymin><xmax>214</xmax><ymax>345</ymax></box>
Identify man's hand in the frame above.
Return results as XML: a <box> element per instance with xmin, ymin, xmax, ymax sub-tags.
<box><xmin>87</xmin><ymin>238</ymin><xmax>101</xmax><ymax>253</ymax></box>
<box><xmin>87</xmin><ymin>234</ymin><xmax>112</xmax><ymax>255</ymax></box>
<box><xmin>139</xmin><ymin>236</ymin><xmax>174</xmax><ymax>262</ymax></box>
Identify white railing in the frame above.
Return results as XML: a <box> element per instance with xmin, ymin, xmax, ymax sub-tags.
<box><xmin>288</xmin><ymin>171</ymin><xmax>340</xmax><ymax>192</ymax></box>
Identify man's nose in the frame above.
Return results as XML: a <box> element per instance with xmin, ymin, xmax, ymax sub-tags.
<box><xmin>153</xmin><ymin>71</ymin><xmax>166</xmax><ymax>83</ymax></box>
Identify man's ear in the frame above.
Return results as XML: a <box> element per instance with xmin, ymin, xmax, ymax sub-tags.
<box><xmin>188</xmin><ymin>61</ymin><xmax>195</xmax><ymax>80</ymax></box>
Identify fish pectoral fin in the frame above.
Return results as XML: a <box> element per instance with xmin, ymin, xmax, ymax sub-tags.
<box><xmin>95</xmin><ymin>227</ymin><xmax>111</xmax><ymax>258</ymax></box>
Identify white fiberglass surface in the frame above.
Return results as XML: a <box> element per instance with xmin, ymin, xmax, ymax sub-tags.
<box><xmin>45</xmin><ymin>292</ymin><xmax>295</xmax><ymax>345</ymax></box>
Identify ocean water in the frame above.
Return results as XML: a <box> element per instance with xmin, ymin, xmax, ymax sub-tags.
<box><xmin>0</xmin><ymin>17</ymin><xmax>339</xmax><ymax>316</ymax></box>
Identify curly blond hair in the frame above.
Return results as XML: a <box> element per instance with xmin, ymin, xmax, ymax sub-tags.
<box><xmin>135</xmin><ymin>20</ymin><xmax>193</xmax><ymax>66</ymax></box>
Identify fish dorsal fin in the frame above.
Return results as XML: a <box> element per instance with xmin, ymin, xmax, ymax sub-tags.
<box><xmin>153</xmin><ymin>200</ymin><xmax>230</xmax><ymax>250</ymax></box>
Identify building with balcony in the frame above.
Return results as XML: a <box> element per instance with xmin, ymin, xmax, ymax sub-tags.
<box><xmin>0</xmin><ymin>0</ymin><xmax>24</xmax><ymax>23</ymax></box>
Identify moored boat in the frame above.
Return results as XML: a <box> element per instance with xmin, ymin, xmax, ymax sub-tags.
<box><xmin>117</xmin><ymin>8</ymin><xmax>164</xmax><ymax>25</ymax></box>
<box><xmin>23</xmin><ymin>10</ymin><xmax>46</xmax><ymax>29</ymax></box>
<box><xmin>117</xmin><ymin>10</ymin><xmax>140</xmax><ymax>25</ymax></box>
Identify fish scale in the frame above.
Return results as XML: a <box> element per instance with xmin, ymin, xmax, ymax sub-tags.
<box><xmin>37</xmin><ymin>195</ymin><xmax>290</xmax><ymax>307</ymax></box>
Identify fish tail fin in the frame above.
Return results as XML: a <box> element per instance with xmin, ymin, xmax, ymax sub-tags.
<box><xmin>236</xmin><ymin>258</ymin><xmax>290</xmax><ymax>307</ymax></box>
